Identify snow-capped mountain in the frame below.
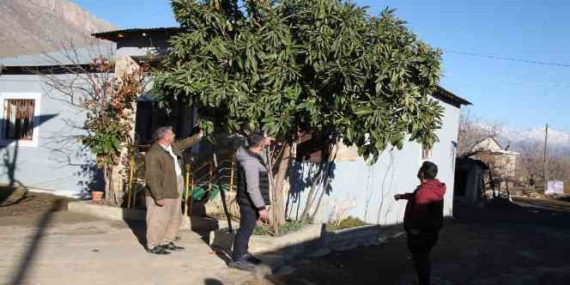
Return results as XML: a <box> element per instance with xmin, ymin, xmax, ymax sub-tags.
<box><xmin>497</xmin><ymin>126</ymin><xmax>570</xmax><ymax>154</ymax></box>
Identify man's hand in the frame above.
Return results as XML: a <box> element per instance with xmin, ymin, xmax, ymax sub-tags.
<box><xmin>192</xmin><ymin>125</ymin><xmax>204</xmax><ymax>139</ymax></box>
<box><xmin>156</xmin><ymin>199</ymin><xmax>166</xmax><ymax>207</ymax></box>
<box><xmin>258</xmin><ymin>209</ymin><xmax>269</xmax><ymax>221</ymax></box>
<box><xmin>394</xmin><ymin>194</ymin><xmax>403</xmax><ymax>200</ymax></box>
<box><xmin>261</xmin><ymin>137</ymin><xmax>273</xmax><ymax>147</ymax></box>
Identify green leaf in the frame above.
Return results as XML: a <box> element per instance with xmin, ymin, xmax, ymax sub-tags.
<box><xmin>354</xmin><ymin>107</ymin><xmax>374</xmax><ymax>116</ymax></box>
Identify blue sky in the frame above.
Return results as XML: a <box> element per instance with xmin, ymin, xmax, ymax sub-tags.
<box><xmin>75</xmin><ymin>0</ymin><xmax>570</xmax><ymax>132</ymax></box>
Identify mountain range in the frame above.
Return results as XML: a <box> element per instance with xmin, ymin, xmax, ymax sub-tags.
<box><xmin>0</xmin><ymin>0</ymin><xmax>115</xmax><ymax>59</ymax></box>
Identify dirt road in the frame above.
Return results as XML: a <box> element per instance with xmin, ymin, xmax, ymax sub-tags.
<box><xmin>263</xmin><ymin>199</ymin><xmax>570</xmax><ymax>285</ymax></box>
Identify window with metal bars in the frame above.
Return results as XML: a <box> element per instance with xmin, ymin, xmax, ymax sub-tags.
<box><xmin>3</xmin><ymin>99</ymin><xmax>35</xmax><ymax>140</ymax></box>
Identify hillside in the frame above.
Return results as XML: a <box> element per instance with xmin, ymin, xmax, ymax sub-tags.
<box><xmin>0</xmin><ymin>0</ymin><xmax>115</xmax><ymax>59</ymax></box>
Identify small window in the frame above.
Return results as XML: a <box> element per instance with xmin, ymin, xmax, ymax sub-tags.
<box><xmin>3</xmin><ymin>99</ymin><xmax>35</xmax><ymax>140</ymax></box>
<box><xmin>422</xmin><ymin>145</ymin><xmax>433</xmax><ymax>160</ymax></box>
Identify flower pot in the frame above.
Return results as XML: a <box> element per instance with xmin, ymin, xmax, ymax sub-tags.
<box><xmin>92</xmin><ymin>191</ymin><xmax>104</xmax><ymax>202</ymax></box>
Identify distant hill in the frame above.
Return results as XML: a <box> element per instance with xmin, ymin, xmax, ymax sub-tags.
<box><xmin>0</xmin><ymin>0</ymin><xmax>116</xmax><ymax>59</ymax></box>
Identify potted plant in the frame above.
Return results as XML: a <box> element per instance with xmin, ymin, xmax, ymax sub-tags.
<box><xmin>91</xmin><ymin>190</ymin><xmax>104</xmax><ymax>203</ymax></box>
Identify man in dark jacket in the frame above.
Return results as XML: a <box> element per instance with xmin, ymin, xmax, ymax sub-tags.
<box><xmin>395</xmin><ymin>161</ymin><xmax>446</xmax><ymax>285</ymax></box>
<box><xmin>145</xmin><ymin>126</ymin><xmax>203</xmax><ymax>255</ymax></box>
<box><xmin>229</xmin><ymin>132</ymin><xmax>272</xmax><ymax>271</ymax></box>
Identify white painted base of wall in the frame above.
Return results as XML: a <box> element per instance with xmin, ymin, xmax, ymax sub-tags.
<box><xmin>26</xmin><ymin>187</ymin><xmax>84</xmax><ymax>199</ymax></box>
<box><xmin>67</xmin><ymin>201</ymin><xmax>145</xmax><ymax>221</ymax></box>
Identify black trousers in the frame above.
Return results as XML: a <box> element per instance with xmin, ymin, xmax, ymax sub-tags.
<box><xmin>232</xmin><ymin>205</ymin><xmax>258</xmax><ymax>261</ymax></box>
<box><xmin>407</xmin><ymin>230</ymin><xmax>439</xmax><ymax>285</ymax></box>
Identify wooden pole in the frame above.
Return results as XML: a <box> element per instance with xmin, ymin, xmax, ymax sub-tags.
<box><xmin>213</xmin><ymin>153</ymin><xmax>233</xmax><ymax>232</ymax></box>
<box><xmin>544</xmin><ymin>124</ymin><xmax>548</xmax><ymax>192</ymax></box>
<box><xmin>230</xmin><ymin>155</ymin><xmax>236</xmax><ymax>192</ymax></box>
<box><xmin>265</xmin><ymin>147</ymin><xmax>278</xmax><ymax>234</ymax></box>
<box><xmin>208</xmin><ymin>162</ymin><xmax>213</xmax><ymax>193</ymax></box>
<box><xmin>191</xmin><ymin>175</ymin><xmax>195</xmax><ymax>200</ymax></box>
<box><xmin>127</xmin><ymin>150</ymin><xmax>135</xmax><ymax>209</ymax></box>
<box><xmin>132</xmin><ymin>184</ymin><xmax>138</xmax><ymax>209</ymax></box>
<box><xmin>184</xmin><ymin>164</ymin><xmax>191</xmax><ymax>217</ymax></box>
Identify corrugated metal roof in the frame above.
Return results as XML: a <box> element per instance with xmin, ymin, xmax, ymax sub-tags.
<box><xmin>0</xmin><ymin>45</ymin><xmax>115</xmax><ymax>67</ymax></box>
<box><xmin>92</xmin><ymin>27</ymin><xmax>182</xmax><ymax>41</ymax></box>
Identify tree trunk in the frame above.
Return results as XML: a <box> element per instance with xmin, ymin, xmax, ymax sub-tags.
<box><xmin>107</xmin><ymin>162</ymin><xmax>125</xmax><ymax>205</ymax></box>
<box><xmin>271</xmin><ymin>143</ymin><xmax>292</xmax><ymax>227</ymax></box>
<box><xmin>300</xmin><ymin>163</ymin><xmax>324</xmax><ymax>222</ymax></box>
<box><xmin>102</xmin><ymin>165</ymin><xmax>111</xmax><ymax>202</ymax></box>
<box><xmin>104</xmin><ymin>55</ymin><xmax>140</xmax><ymax>206</ymax></box>
<box><xmin>103</xmin><ymin>164</ymin><xmax>122</xmax><ymax>205</ymax></box>
<box><xmin>311</xmin><ymin>143</ymin><xmax>339</xmax><ymax>220</ymax></box>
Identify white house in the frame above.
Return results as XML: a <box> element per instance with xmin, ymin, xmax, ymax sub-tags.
<box><xmin>0</xmin><ymin>27</ymin><xmax>471</xmax><ymax>227</ymax></box>
<box><xmin>0</xmin><ymin>47</ymin><xmax>109</xmax><ymax>198</ymax></box>
<box><xmin>289</xmin><ymin>88</ymin><xmax>470</xmax><ymax>226</ymax></box>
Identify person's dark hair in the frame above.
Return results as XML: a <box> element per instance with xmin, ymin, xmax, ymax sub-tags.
<box><xmin>247</xmin><ymin>132</ymin><xmax>265</xmax><ymax>148</ymax></box>
<box><xmin>420</xmin><ymin>161</ymin><xmax>438</xmax><ymax>180</ymax></box>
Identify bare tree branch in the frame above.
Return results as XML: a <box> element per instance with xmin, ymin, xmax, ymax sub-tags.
<box><xmin>457</xmin><ymin>109</ymin><xmax>505</xmax><ymax>157</ymax></box>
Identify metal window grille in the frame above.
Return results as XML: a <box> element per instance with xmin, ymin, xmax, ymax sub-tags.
<box><xmin>3</xmin><ymin>99</ymin><xmax>35</xmax><ymax>140</ymax></box>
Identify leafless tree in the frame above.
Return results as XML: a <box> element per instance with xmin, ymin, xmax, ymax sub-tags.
<box><xmin>457</xmin><ymin>109</ymin><xmax>504</xmax><ymax>157</ymax></box>
<box><xmin>518</xmin><ymin>141</ymin><xmax>570</xmax><ymax>190</ymax></box>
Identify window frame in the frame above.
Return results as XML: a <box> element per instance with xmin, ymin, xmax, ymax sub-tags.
<box><xmin>0</xmin><ymin>93</ymin><xmax>42</xmax><ymax>147</ymax></box>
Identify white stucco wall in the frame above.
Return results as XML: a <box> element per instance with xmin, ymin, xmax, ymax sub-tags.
<box><xmin>286</xmin><ymin>97</ymin><xmax>461</xmax><ymax>226</ymax></box>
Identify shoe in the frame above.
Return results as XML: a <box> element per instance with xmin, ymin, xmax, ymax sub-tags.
<box><xmin>148</xmin><ymin>246</ymin><xmax>170</xmax><ymax>255</ymax></box>
<box><xmin>228</xmin><ymin>259</ymin><xmax>255</xmax><ymax>272</ymax></box>
<box><xmin>245</xmin><ymin>253</ymin><xmax>262</xmax><ymax>264</ymax></box>
<box><xmin>163</xmin><ymin>242</ymin><xmax>185</xmax><ymax>251</ymax></box>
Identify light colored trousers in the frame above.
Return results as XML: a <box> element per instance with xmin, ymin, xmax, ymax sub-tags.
<box><xmin>146</xmin><ymin>177</ymin><xmax>184</xmax><ymax>249</ymax></box>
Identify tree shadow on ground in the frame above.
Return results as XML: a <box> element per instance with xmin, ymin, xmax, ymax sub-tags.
<box><xmin>9</xmin><ymin>199</ymin><xmax>64</xmax><ymax>285</ymax></box>
<box><xmin>459</xmin><ymin>197</ymin><xmax>570</xmax><ymax>227</ymax></box>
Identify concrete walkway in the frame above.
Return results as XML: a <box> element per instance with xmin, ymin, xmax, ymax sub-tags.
<box><xmin>0</xmin><ymin>212</ymin><xmax>260</xmax><ymax>285</ymax></box>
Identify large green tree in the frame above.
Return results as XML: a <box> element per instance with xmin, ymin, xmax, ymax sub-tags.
<box><xmin>153</xmin><ymin>0</ymin><xmax>444</xmax><ymax>225</ymax></box>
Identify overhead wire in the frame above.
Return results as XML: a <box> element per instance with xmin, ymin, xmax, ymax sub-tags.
<box><xmin>444</xmin><ymin>49</ymin><xmax>570</xmax><ymax>68</ymax></box>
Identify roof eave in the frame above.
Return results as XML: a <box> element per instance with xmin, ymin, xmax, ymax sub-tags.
<box><xmin>92</xmin><ymin>27</ymin><xmax>183</xmax><ymax>42</ymax></box>
<box><xmin>435</xmin><ymin>85</ymin><xmax>472</xmax><ymax>106</ymax></box>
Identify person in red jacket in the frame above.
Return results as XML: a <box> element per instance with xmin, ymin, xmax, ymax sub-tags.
<box><xmin>395</xmin><ymin>161</ymin><xmax>446</xmax><ymax>285</ymax></box>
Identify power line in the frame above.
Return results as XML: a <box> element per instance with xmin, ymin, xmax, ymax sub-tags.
<box><xmin>444</xmin><ymin>49</ymin><xmax>570</xmax><ymax>68</ymax></box>
<box><xmin>445</xmin><ymin>73</ymin><xmax>570</xmax><ymax>89</ymax></box>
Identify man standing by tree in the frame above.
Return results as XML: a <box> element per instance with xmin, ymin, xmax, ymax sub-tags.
<box><xmin>145</xmin><ymin>126</ymin><xmax>203</xmax><ymax>255</ymax></box>
<box><xmin>229</xmin><ymin>132</ymin><xmax>272</xmax><ymax>271</ymax></box>
<box><xmin>395</xmin><ymin>161</ymin><xmax>446</xmax><ymax>285</ymax></box>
